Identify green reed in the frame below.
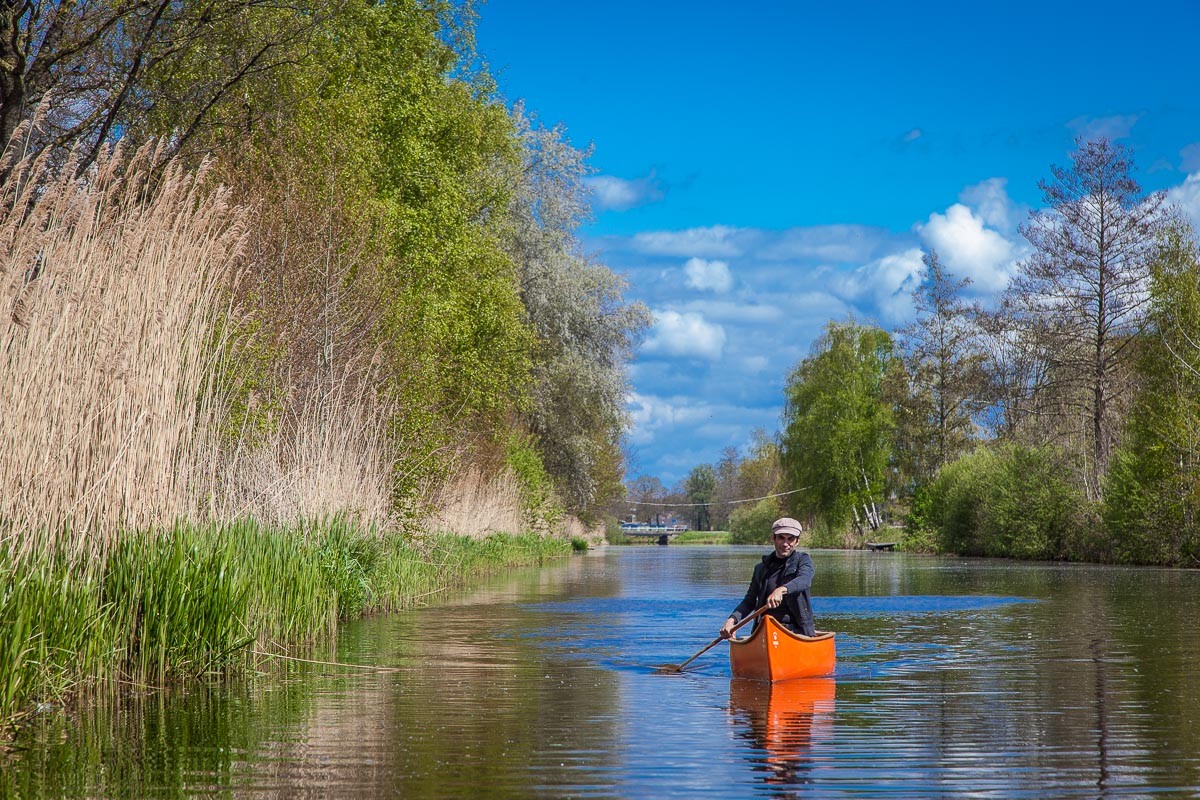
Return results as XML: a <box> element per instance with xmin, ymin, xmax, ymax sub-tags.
<box><xmin>0</xmin><ymin>521</ymin><xmax>570</xmax><ymax>729</ymax></box>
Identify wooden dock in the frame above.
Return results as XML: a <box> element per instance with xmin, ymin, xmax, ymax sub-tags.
<box><xmin>865</xmin><ymin>541</ymin><xmax>897</xmax><ymax>552</ymax></box>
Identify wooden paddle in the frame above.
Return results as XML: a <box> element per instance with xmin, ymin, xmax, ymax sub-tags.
<box><xmin>659</xmin><ymin>605</ymin><xmax>770</xmax><ymax>674</ymax></box>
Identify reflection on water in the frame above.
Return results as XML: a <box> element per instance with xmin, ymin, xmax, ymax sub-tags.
<box><xmin>4</xmin><ymin>548</ymin><xmax>1200</xmax><ymax>798</ymax></box>
<box><xmin>729</xmin><ymin>678</ymin><xmax>835</xmax><ymax>793</ymax></box>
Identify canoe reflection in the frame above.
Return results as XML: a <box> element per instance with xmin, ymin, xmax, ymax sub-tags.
<box><xmin>728</xmin><ymin>677</ymin><xmax>836</xmax><ymax>792</ymax></box>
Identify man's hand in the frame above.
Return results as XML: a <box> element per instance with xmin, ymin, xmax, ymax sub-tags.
<box><xmin>718</xmin><ymin>617</ymin><xmax>736</xmax><ymax>639</ymax></box>
<box><xmin>767</xmin><ymin>586</ymin><xmax>788</xmax><ymax>609</ymax></box>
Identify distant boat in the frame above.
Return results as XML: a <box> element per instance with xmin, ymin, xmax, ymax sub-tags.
<box><xmin>728</xmin><ymin>614</ymin><xmax>836</xmax><ymax>681</ymax></box>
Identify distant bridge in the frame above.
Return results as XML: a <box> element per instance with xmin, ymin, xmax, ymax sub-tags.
<box><xmin>620</xmin><ymin>524</ymin><xmax>689</xmax><ymax>545</ymax></box>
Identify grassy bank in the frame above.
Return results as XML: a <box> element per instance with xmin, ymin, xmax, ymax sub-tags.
<box><xmin>0</xmin><ymin>521</ymin><xmax>569</xmax><ymax>731</ymax></box>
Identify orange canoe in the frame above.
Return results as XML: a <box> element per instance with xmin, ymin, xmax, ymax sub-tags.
<box><xmin>728</xmin><ymin>614</ymin><xmax>836</xmax><ymax>681</ymax></box>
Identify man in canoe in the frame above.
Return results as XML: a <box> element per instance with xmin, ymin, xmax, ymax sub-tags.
<box><xmin>718</xmin><ymin>517</ymin><xmax>817</xmax><ymax>639</ymax></box>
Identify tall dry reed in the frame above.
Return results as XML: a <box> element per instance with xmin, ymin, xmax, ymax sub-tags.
<box><xmin>0</xmin><ymin>141</ymin><xmax>246</xmax><ymax>556</ymax></box>
<box><xmin>215</xmin><ymin>374</ymin><xmax>395</xmax><ymax>530</ymax></box>
<box><xmin>426</xmin><ymin>467</ymin><xmax>527</xmax><ymax>539</ymax></box>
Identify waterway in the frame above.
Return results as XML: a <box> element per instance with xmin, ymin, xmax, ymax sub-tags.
<box><xmin>5</xmin><ymin>547</ymin><xmax>1200</xmax><ymax>798</ymax></box>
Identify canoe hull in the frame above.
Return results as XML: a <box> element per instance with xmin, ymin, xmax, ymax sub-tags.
<box><xmin>729</xmin><ymin>614</ymin><xmax>836</xmax><ymax>681</ymax></box>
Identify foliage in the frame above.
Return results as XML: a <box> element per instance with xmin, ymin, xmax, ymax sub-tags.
<box><xmin>500</xmin><ymin>106</ymin><xmax>651</xmax><ymax>516</ymax></box>
<box><xmin>503</xmin><ymin>431</ymin><xmax>565</xmax><ymax>532</ymax></box>
<box><xmin>737</xmin><ymin>429</ymin><xmax>783</xmax><ymax>501</ymax></box>
<box><xmin>684</xmin><ymin>464</ymin><xmax>717</xmax><ymax>531</ymax></box>
<box><xmin>925</xmin><ymin>444</ymin><xmax>1085</xmax><ymax>560</ymax></box>
<box><xmin>1103</xmin><ymin>217</ymin><xmax>1200</xmax><ymax>566</ymax></box>
<box><xmin>781</xmin><ymin>320</ymin><xmax>895</xmax><ymax>532</ymax></box>
<box><xmin>0</xmin><ymin>520</ymin><xmax>569</xmax><ymax>727</ymax></box>
<box><xmin>901</xmin><ymin>486</ymin><xmax>942</xmax><ymax>553</ymax></box>
<box><xmin>729</xmin><ymin>498</ymin><xmax>782</xmax><ymax>545</ymax></box>
<box><xmin>603</xmin><ymin>517</ymin><xmax>632</xmax><ymax>545</ymax></box>
<box><xmin>0</xmin><ymin>0</ymin><xmax>332</xmax><ymax>169</ymax></box>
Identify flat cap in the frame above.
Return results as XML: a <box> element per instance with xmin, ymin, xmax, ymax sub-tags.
<box><xmin>771</xmin><ymin>517</ymin><xmax>803</xmax><ymax>536</ymax></box>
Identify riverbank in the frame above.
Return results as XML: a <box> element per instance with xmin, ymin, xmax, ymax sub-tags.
<box><xmin>0</xmin><ymin>520</ymin><xmax>570</xmax><ymax>734</ymax></box>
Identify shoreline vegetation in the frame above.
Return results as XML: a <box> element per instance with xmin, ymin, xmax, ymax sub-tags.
<box><xmin>0</xmin><ymin>5</ymin><xmax>645</xmax><ymax>735</ymax></box>
<box><xmin>0</xmin><ymin>522</ymin><xmax>569</xmax><ymax>733</ymax></box>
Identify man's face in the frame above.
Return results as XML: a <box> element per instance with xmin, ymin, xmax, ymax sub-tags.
<box><xmin>772</xmin><ymin>531</ymin><xmax>798</xmax><ymax>558</ymax></box>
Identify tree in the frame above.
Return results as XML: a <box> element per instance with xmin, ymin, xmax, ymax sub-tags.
<box><xmin>1103</xmin><ymin>216</ymin><xmax>1200</xmax><ymax>565</ymax></box>
<box><xmin>781</xmin><ymin>320</ymin><xmax>895</xmax><ymax>532</ymax></box>
<box><xmin>498</xmin><ymin>105</ymin><xmax>650</xmax><ymax>516</ymax></box>
<box><xmin>0</xmin><ymin>0</ymin><xmax>331</xmax><ymax>173</ymax></box>
<box><xmin>1008</xmin><ymin>138</ymin><xmax>1166</xmax><ymax>495</ymax></box>
<box><xmin>684</xmin><ymin>464</ymin><xmax>716</xmax><ymax>531</ymax></box>
<box><xmin>711</xmin><ymin>446</ymin><xmax>741</xmax><ymax>530</ymax></box>
<box><xmin>895</xmin><ymin>249</ymin><xmax>986</xmax><ymax>484</ymax></box>
<box><xmin>628</xmin><ymin>474</ymin><xmax>666</xmax><ymax>523</ymax></box>
<box><xmin>737</xmin><ymin>429</ymin><xmax>782</xmax><ymax>502</ymax></box>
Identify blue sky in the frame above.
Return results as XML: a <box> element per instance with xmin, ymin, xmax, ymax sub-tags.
<box><xmin>476</xmin><ymin>0</ymin><xmax>1200</xmax><ymax>487</ymax></box>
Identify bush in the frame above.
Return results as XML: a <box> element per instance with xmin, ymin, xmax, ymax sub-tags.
<box><xmin>901</xmin><ymin>486</ymin><xmax>941</xmax><ymax>552</ymax></box>
<box><xmin>729</xmin><ymin>499</ymin><xmax>780</xmax><ymax>545</ymax></box>
<box><xmin>925</xmin><ymin>444</ymin><xmax>1085</xmax><ymax>560</ymax></box>
<box><xmin>603</xmin><ymin>517</ymin><xmax>631</xmax><ymax>545</ymax></box>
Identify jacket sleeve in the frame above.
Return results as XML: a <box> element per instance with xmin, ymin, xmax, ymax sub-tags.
<box><xmin>782</xmin><ymin>553</ymin><xmax>814</xmax><ymax>596</ymax></box>
<box><xmin>729</xmin><ymin>563</ymin><xmax>762</xmax><ymax>623</ymax></box>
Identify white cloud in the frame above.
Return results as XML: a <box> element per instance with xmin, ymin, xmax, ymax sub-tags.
<box><xmin>830</xmin><ymin>248</ymin><xmax>925</xmax><ymax>323</ymax></box>
<box><xmin>959</xmin><ymin>177</ymin><xmax>1018</xmax><ymax>232</ymax></box>
<box><xmin>585</xmin><ymin>173</ymin><xmax>664</xmax><ymax>211</ymax></box>
<box><xmin>625</xmin><ymin>392</ymin><xmax>783</xmax><ymax>482</ymax></box>
<box><xmin>1068</xmin><ymin>114</ymin><xmax>1140</xmax><ymax>143</ymax></box>
<box><xmin>626</xmin><ymin>392</ymin><xmax>716</xmax><ymax>445</ymax></box>
<box><xmin>741</xmin><ymin>354</ymin><xmax>769</xmax><ymax>374</ymax></box>
<box><xmin>683</xmin><ymin>257</ymin><xmax>733</xmax><ymax>292</ymax></box>
<box><xmin>631</xmin><ymin>225</ymin><xmax>745</xmax><ymax>257</ymax></box>
<box><xmin>1181</xmin><ymin>143</ymin><xmax>1200</xmax><ymax>173</ymax></box>
<box><xmin>918</xmin><ymin>203</ymin><xmax>1016</xmax><ymax>292</ymax></box>
<box><xmin>1168</xmin><ymin>172</ymin><xmax>1200</xmax><ymax>231</ymax></box>
<box><xmin>675</xmin><ymin>299</ymin><xmax>784</xmax><ymax>324</ymax></box>
<box><xmin>641</xmin><ymin>310</ymin><xmax>726</xmax><ymax>360</ymax></box>
<box><xmin>757</xmin><ymin>224</ymin><xmax>895</xmax><ymax>263</ymax></box>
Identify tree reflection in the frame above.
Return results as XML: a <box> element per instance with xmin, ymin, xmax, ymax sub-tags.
<box><xmin>728</xmin><ymin>678</ymin><xmax>836</xmax><ymax>796</ymax></box>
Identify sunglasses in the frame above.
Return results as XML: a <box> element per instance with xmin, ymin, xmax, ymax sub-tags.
<box><xmin>772</xmin><ymin>533</ymin><xmax>798</xmax><ymax>543</ymax></box>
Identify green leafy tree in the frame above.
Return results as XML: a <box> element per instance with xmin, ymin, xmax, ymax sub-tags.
<box><xmin>498</xmin><ymin>105</ymin><xmax>650</xmax><ymax>517</ymax></box>
<box><xmin>737</xmin><ymin>429</ymin><xmax>782</xmax><ymax>501</ymax></box>
<box><xmin>1103</xmin><ymin>217</ymin><xmax>1200</xmax><ymax>566</ymax></box>
<box><xmin>684</xmin><ymin>464</ymin><xmax>717</xmax><ymax>531</ymax></box>
<box><xmin>781</xmin><ymin>320</ymin><xmax>894</xmax><ymax>532</ymax></box>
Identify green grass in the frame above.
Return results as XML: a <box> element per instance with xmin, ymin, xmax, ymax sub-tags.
<box><xmin>671</xmin><ymin>530</ymin><xmax>733</xmax><ymax>545</ymax></box>
<box><xmin>0</xmin><ymin>521</ymin><xmax>570</xmax><ymax>729</ymax></box>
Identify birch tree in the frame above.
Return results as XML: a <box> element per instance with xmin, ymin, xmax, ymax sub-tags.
<box><xmin>781</xmin><ymin>320</ymin><xmax>894</xmax><ymax>532</ymax></box>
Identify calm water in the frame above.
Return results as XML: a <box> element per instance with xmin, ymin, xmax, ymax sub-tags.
<box><xmin>5</xmin><ymin>547</ymin><xmax>1200</xmax><ymax>798</ymax></box>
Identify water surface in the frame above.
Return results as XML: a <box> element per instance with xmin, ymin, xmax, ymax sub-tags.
<box><xmin>6</xmin><ymin>547</ymin><xmax>1200</xmax><ymax>798</ymax></box>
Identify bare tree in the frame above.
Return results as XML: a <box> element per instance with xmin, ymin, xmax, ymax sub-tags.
<box><xmin>1007</xmin><ymin>138</ymin><xmax>1165</xmax><ymax>494</ymax></box>
<box><xmin>896</xmin><ymin>249</ymin><xmax>987</xmax><ymax>480</ymax></box>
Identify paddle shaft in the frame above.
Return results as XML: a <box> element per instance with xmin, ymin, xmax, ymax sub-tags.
<box><xmin>674</xmin><ymin>605</ymin><xmax>770</xmax><ymax>673</ymax></box>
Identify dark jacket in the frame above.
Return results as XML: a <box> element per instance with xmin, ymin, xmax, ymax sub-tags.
<box><xmin>730</xmin><ymin>550</ymin><xmax>816</xmax><ymax>636</ymax></box>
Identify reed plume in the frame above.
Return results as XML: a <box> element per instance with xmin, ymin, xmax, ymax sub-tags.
<box><xmin>0</xmin><ymin>140</ymin><xmax>247</xmax><ymax>557</ymax></box>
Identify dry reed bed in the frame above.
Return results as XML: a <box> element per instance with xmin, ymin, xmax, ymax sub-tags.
<box><xmin>0</xmin><ymin>142</ymin><xmax>244</xmax><ymax>556</ymax></box>
<box><xmin>0</xmin><ymin>141</ymin><xmax>569</xmax><ymax>730</ymax></box>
